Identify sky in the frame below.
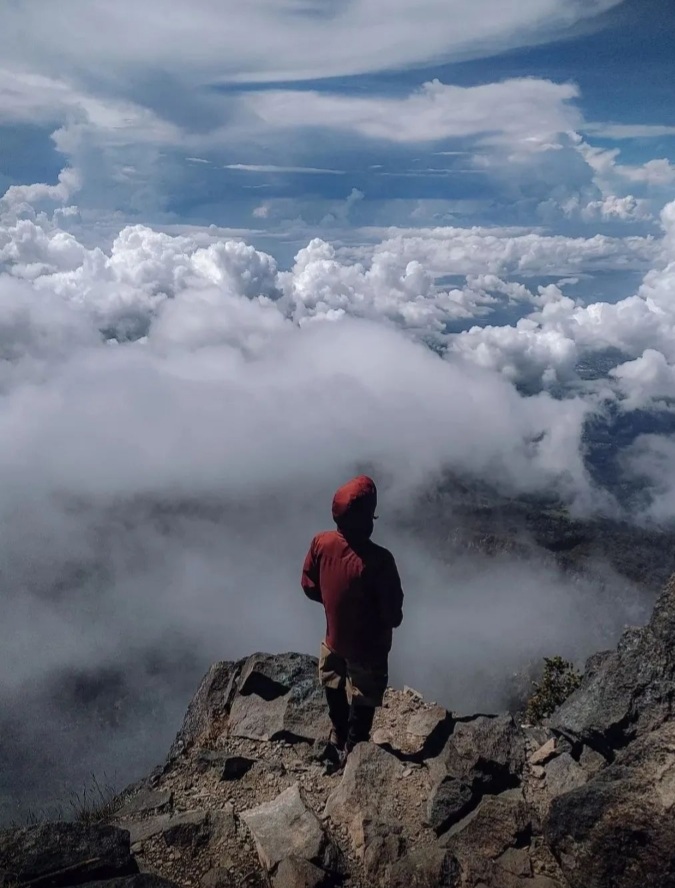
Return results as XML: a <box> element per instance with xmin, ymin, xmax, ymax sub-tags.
<box><xmin>1</xmin><ymin>0</ymin><xmax>675</xmax><ymax>821</ymax></box>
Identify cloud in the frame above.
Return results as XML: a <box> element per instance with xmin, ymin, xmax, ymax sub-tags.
<box><xmin>245</xmin><ymin>78</ymin><xmax>582</xmax><ymax>146</ymax></box>
<box><xmin>225</xmin><ymin>164</ymin><xmax>345</xmax><ymax>175</ymax></box>
<box><xmin>4</xmin><ymin>169</ymin><xmax>672</xmax><ymax>821</ymax></box>
<box><xmin>452</xmin><ymin>199</ymin><xmax>675</xmax><ymax>388</ymax></box>
<box><xmin>0</xmin><ymin>0</ymin><xmax>625</xmax><ymax>87</ymax></box>
<box><xmin>584</xmin><ymin>123</ymin><xmax>675</xmax><ymax>140</ymax></box>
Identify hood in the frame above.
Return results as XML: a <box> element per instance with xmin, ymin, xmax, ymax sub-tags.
<box><xmin>332</xmin><ymin>475</ymin><xmax>377</xmax><ymax>522</ymax></box>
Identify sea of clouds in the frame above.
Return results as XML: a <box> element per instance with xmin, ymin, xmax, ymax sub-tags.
<box><xmin>1</xmin><ymin>173</ymin><xmax>674</xmax><ymax>820</ymax></box>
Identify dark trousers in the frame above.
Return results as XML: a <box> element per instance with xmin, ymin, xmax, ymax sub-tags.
<box><xmin>325</xmin><ymin>685</ymin><xmax>376</xmax><ymax>752</ymax></box>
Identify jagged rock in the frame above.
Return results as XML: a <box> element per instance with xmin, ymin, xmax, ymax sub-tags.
<box><xmin>228</xmin><ymin>654</ymin><xmax>331</xmax><ymax>743</ymax></box>
<box><xmin>81</xmin><ymin>878</ymin><xmax>182</xmax><ymax>888</ymax></box>
<box><xmin>274</xmin><ymin>857</ymin><xmax>330</xmax><ymax>888</ymax></box>
<box><xmin>324</xmin><ymin>743</ymin><xmax>405</xmax><ymax>846</ymax></box>
<box><xmin>426</xmin><ymin>777</ymin><xmax>475</xmax><ymax>835</ymax></box>
<box><xmin>429</xmin><ymin>715</ymin><xmax>526</xmax><ymax>787</ymax></box>
<box><xmin>440</xmin><ymin>790</ymin><xmax>567</xmax><ymax>888</ymax></box>
<box><xmin>546</xmin><ymin>720</ymin><xmax>675</xmax><ymax>888</ymax></box>
<box><xmin>405</xmin><ymin>706</ymin><xmax>453</xmax><ymax>757</ymax></box>
<box><xmin>116</xmin><ymin>789</ymin><xmax>173</xmax><ymax>820</ymax></box>
<box><xmin>120</xmin><ymin>808</ymin><xmax>234</xmax><ymax>850</ymax></box>
<box><xmin>378</xmin><ymin>847</ymin><xmax>460</xmax><ymax>888</ymax></box>
<box><xmin>425</xmin><ymin>715</ymin><xmax>525</xmax><ymax>835</ymax></box>
<box><xmin>529</xmin><ymin>739</ymin><xmax>557</xmax><ymax>767</ymax></box>
<box><xmin>0</xmin><ymin>822</ymin><xmax>137</xmax><ymax>887</ymax></box>
<box><xmin>543</xmin><ymin>754</ymin><xmax>587</xmax><ymax>798</ymax></box>
<box><xmin>552</xmin><ymin>576</ymin><xmax>675</xmax><ymax>752</ymax></box>
<box><xmin>200</xmin><ymin>869</ymin><xmax>237</xmax><ymax>888</ymax></box>
<box><xmin>241</xmin><ymin>784</ymin><xmax>339</xmax><ymax>878</ymax></box>
<box><xmin>169</xmin><ymin>661</ymin><xmax>239</xmax><ymax>758</ymax></box>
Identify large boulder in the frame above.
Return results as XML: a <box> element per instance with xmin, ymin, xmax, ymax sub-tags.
<box><xmin>169</xmin><ymin>660</ymin><xmax>239</xmax><ymax>758</ymax></box>
<box><xmin>324</xmin><ymin>742</ymin><xmax>405</xmax><ymax>849</ymax></box>
<box><xmin>228</xmin><ymin>654</ymin><xmax>331</xmax><ymax>743</ymax></box>
<box><xmin>426</xmin><ymin>715</ymin><xmax>525</xmax><ymax>835</ymax></box>
<box><xmin>546</xmin><ymin>720</ymin><xmax>675</xmax><ymax>888</ymax></box>
<box><xmin>241</xmin><ymin>784</ymin><xmax>340</xmax><ymax>886</ymax></box>
<box><xmin>440</xmin><ymin>790</ymin><xmax>567</xmax><ymax>888</ymax></box>
<box><xmin>0</xmin><ymin>823</ymin><xmax>137</xmax><ymax>887</ymax></box>
<box><xmin>552</xmin><ymin>576</ymin><xmax>675</xmax><ymax>753</ymax></box>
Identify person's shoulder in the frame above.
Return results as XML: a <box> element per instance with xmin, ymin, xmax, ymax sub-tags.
<box><xmin>367</xmin><ymin>540</ymin><xmax>397</xmax><ymax>563</ymax></box>
<box><xmin>312</xmin><ymin>530</ymin><xmax>342</xmax><ymax>549</ymax></box>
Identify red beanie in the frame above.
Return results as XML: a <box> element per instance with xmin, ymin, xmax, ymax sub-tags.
<box><xmin>332</xmin><ymin>475</ymin><xmax>377</xmax><ymax>522</ymax></box>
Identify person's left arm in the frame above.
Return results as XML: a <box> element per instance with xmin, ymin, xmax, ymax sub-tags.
<box><xmin>301</xmin><ymin>536</ymin><xmax>323</xmax><ymax>603</ymax></box>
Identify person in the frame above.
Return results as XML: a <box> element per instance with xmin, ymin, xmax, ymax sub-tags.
<box><xmin>301</xmin><ymin>475</ymin><xmax>404</xmax><ymax>766</ymax></box>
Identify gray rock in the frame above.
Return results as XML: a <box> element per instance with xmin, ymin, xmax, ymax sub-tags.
<box><xmin>324</xmin><ymin>743</ymin><xmax>404</xmax><ymax>846</ymax></box>
<box><xmin>228</xmin><ymin>654</ymin><xmax>331</xmax><ymax>744</ymax></box>
<box><xmin>552</xmin><ymin>575</ymin><xmax>675</xmax><ymax>751</ymax></box>
<box><xmin>405</xmin><ymin>706</ymin><xmax>453</xmax><ymax>757</ymax></box>
<box><xmin>80</xmin><ymin>878</ymin><xmax>181</xmax><ymax>888</ymax></box>
<box><xmin>429</xmin><ymin>714</ymin><xmax>526</xmax><ymax>788</ymax></box>
<box><xmin>377</xmin><ymin>847</ymin><xmax>460</xmax><ymax>888</ymax></box>
<box><xmin>169</xmin><ymin>661</ymin><xmax>239</xmax><ymax>758</ymax></box>
<box><xmin>116</xmin><ymin>790</ymin><xmax>173</xmax><ymax>821</ymax></box>
<box><xmin>241</xmin><ymin>784</ymin><xmax>338</xmax><ymax>876</ymax></box>
<box><xmin>0</xmin><ymin>822</ymin><xmax>136</xmax><ymax>887</ymax></box>
<box><xmin>543</xmin><ymin>753</ymin><xmax>588</xmax><ymax>798</ymax></box>
<box><xmin>440</xmin><ymin>791</ymin><xmax>560</xmax><ymax>888</ymax></box>
<box><xmin>426</xmin><ymin>777</ymin><xmax>475</xmax><ymax>835</ymax></box>
<box><xmin>273</xmin><ymin>857</ymin><xmax>329</xmax><ymax>888</ymax></box>
<box><xmin>425</xmin><ymin>715</ymin><xmax>525</xmax><ymax>836</ymax></box>
<box><xmin>123</xmin><ymin>808</ymin><xmax>234</xmax><ymax>850</ymax></box>
<box><xmin>200</xmin><ymin>868</ymin><xmax>238</xmax><ymax>888</ymax></box>
<box><xmin>546</xmin><ymin>720</ymin><xmax>675</xmax><ymax>888</ymax></box>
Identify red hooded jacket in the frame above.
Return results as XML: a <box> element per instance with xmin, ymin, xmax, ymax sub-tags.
<box><xmin>302</xmin><ymin>476</ymin><xmax>404</xmax><ymax>665</ymax></box>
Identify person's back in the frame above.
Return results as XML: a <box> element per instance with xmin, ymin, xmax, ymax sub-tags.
<box><xmin>302</xmin><ymin>475</ymin><xmax>404</xmax><ymax>766</ymax></box>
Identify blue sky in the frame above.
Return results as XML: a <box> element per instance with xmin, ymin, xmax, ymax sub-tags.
<box><xmin>0</xmin><ymin>0</ymin><xmax>673</xmax><ymax>268</ymax></box>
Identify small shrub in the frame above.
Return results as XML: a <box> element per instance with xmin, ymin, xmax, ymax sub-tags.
<box><xmin>525</xmin><ymin>656</ymin><xmax>582</xmax><ymax>724</ymax></box>
<box><xmin>68</xmin><ymin>774</ymin><xmax>122</xmax><ymax>826</ymax></box>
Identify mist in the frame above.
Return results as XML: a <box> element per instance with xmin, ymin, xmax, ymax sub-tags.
<box><xmin>0</xmin><ymin>186</ymin><xmax>670</xmax><ymax>825</ymax></box>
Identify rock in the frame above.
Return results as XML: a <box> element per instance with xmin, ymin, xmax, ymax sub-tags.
<box><xmin>404</xmin><ymin>686</ymin><xmax>424</xmax><ymax>701</ymax></box>
<box><xmin>228</xmin><ymin>654</ymin><xmax>331</xmax><ymax>744</ymax></box>
<box><xmin>324</xmin><ymin>743</ymin><xmax>404</xmax><ymax>846</ymax></box>
<box><xmin>371</xmin><ymin>728</ymin><xmax>394</xmax><ymax>747</ymax></box>
<box><xmin>116</xmin><ymin>789</ymin><xmax>173</xmax><ymax>820</ymax></box>
<box><xmin>389</xmin><ymin>849</ymin><xmax>460</xmax><ymax>888</ymax></box>
<box><xmin>426</xmin><ymin>777</ymin><xmax>475</xmax><ymax>835</ymax></box>
<box><xmin>122</xmin><ymin>808</ymin><xmax>234</xmax><ymax>850</ymax></box>
<box><xmin>241</xmin><ymin>784</ymin><xmax>339</xmax><ymax>877</ymax></box>
<box><xmin>543</xmin><ymin>753</ymin><xmax>588</xmax><ymax>798</ymax></box>
<box><xmin>552</xmin><ymin>576</ymin><xmax>675</xmax><ymax>752</ymax></box>
<box><xmin>440</xmin><ymin>791</ymin><xmax>562</xmax><ymax>888</ymax></box>
<box><xmin>529</xmin><ymin>739</ymin><xmax>557</xmax><ymax>767</ymax></box>
<box><xmin>274</xmin><ymin>857</ymin><xmax>329</xmax><ymax>888</ymax></box>
<box><xmin>578</xmin><ymin>745</ymin><xmax>607</xmax><ymax>777</ymax></box>
<box><xmin>546</xmin><ymin>720</ymin><xmax>675</xmax><ymax>888</ymax></box>
<box><xmin>429</xmin><ymin>715</ymin><xmax>526</xmax><ymax>788</ymax></box>
<box><xmin>81</xmin><ymin>878</ymin><xmax>182</xmax><ymax>888</ymax></box>
<box><xmin>406</xmin><ymin>706</ymin><xmax>453</xmax><ymax>757</ymax></box>
<box><xmin>169</xmin><ymin>661</ymin><xmax>239</xmax><ymax>758</ymax></box>
<box><xmin>425</xmin><ymin>715</ymin><xmax>525</xmax><ymax>835</ymax></box>
<box><xmin>201</xmin><ymin>868</ymin><xmax>238</xmax><ymax>888</ymax></box>
<box><xmin>0</xmin><ymin>822</ymin><xmax>137</xmax><ymax>887</ymax></box>
<box><xmin>161</xmin><ymin>809</ymin><xmax>213</xmax><ymax>855</ymax></box>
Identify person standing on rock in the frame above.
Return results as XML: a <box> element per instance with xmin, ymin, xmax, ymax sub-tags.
<box><xmin>301</xmin><ymin>475</ymin><xmax>404</xmax><ymax>767</ymax></box>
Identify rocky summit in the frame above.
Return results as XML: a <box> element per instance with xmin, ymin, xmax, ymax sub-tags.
<box><xmin>5</xmin><ymin>579</ymin><xmax>675</xmax><ymax>888</ymax></box>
